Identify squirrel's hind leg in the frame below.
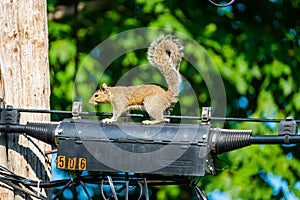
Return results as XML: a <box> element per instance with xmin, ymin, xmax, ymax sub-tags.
<box><xmin>142</xmin><ymin>95</ymin><xmax>171</xmax><ymax>125</ymax></box>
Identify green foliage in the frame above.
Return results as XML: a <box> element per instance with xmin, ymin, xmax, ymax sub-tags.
<box><xmin>48</xmin><ymin>0</ymin><xmax>300</xmax><ymax>199</ymax></box>
<box><xmin>156</xmin><ymin>185</ymin><xmax>180</xmax><ymax>200</ymax></box>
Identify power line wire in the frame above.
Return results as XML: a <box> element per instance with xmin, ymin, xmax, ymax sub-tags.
<box><xmin>3</xmin><ymin>108</ymin><xmax>296</xmax><ymax>123</ymax></box>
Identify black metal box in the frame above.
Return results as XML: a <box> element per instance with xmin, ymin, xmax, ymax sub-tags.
<box><xmin>56</xmin><ymin>119</ymin><xmax>212</xmax><ymax>176</ymax></box>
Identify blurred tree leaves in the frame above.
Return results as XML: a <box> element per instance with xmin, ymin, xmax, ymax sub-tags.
<box><xmin>48</xmin><ymin>0</ymin><xmax>300</xmax><ymax>199</ymax></box>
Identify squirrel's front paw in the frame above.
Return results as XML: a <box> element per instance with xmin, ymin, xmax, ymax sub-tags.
<box><xmin>102</xmin><ymin>118</ymin><xmax>116</xmax><ymax>124</ymax></box>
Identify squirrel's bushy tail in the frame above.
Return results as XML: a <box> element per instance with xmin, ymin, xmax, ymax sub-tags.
<box><xmin>147</xmin><ymin>34</ymin><xmax>184</xmax><ymax>98</ymax></box>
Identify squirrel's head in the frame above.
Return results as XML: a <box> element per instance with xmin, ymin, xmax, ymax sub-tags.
<box><xmin>89</xmin><ymin>83</ymin><xmax>111</xmax><ymax>105</ymax></box>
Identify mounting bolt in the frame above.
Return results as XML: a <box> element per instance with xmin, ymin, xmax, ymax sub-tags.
<box><xmin>56</xmin><ymin>128</ymin><xmax>63</xmax><ymax>135</ymax></box>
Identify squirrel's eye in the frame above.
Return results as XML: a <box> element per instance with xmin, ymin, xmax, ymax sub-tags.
<box><xmin>94</xmin><ymin>94</ymin><xmax>99</xmax><ymax>98</ymax></box>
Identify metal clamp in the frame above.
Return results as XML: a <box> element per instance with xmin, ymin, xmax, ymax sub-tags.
<box><xmin>72</xmin><ymin>102</ymin><xmax>82</xmax><ymax>119</ymax></box>
<box><xmin>0</xmin><ymin>105</ymin><xmax>20</xmax><ymax>124</ymax></box>
<box><xmin>201</xmin><ymin>107</ymin><xmax>211</xmax><ymax>124</ymax></box>
<box><xmin>278</xmin><ymin>116</ymin><xmax>298</xmax><ymax>136</ymax></box>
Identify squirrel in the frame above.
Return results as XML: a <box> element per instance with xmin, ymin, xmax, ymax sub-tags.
<box><xmin>89</xmin><ymin>34</ymin><xmax>184</xmax><ymax>125</ymax></box>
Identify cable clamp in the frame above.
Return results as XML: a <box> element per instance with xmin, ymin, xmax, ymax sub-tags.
<box><xmin>72</xmin><ymin>102</ymin><xmax>82</xmax><ymax>119</ymax></box>
<box><xmin>201</xmin><ymin>107</ymin><xmax>211</xmax><ymax>124</ymax></box>
<box><xmin>278</xmin><ymin>116</ymin><xmax>298</xmax><ymax>136</ymax></box>
<box><xmin>0</xmin><ymin>105</ymin><xmax>20</xmax><ymax>124</ymax></box>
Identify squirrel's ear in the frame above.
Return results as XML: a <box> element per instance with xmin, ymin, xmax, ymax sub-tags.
<box><xmin>100</xmin><ymin>83</ymin><xmax>108</xmax><ymax>90</ymax></box>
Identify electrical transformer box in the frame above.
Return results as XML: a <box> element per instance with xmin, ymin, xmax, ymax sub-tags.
<box><xmin>56</xmin><ymin>119</ymin><xmax>214</xmax><ymax>176</ymax></box>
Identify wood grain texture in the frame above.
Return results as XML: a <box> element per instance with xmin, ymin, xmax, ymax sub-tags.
<box><xmin>0</xmin><ymin>0</ymin><xmax>51</xmax><ymax>199</ymax></box>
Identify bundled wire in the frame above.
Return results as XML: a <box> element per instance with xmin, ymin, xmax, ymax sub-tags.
<box><xmin>0</xmin><ymin>165</ymin><xmax>48</xmax><ymax>199</ymax></box>
<box><xmin>0</xmin><ymin>164</ymin><xmax>204</xmax><ymax>200</ymax></box>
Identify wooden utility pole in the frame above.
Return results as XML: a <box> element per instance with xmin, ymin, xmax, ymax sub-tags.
<box><xmin>0</xmin><ymin>0</ymin><xmax>51</xmax><ymax>199</ymax></box>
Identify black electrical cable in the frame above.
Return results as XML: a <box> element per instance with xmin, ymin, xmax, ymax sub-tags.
<box><xmin>1</xmin><ymin>108</ymin><xmax>112</xmax><ymax>117</ymax></box>
<box><xmin>193</xmin><ymin>185</ymin><xmax>208</xmax><ymax>200</ymax></box>
<box><xmin>210</xmin><ymin>129</ymin><xmax>252</xmax><ymax>154</ymax></box>
<box><xmin>2</xmin><ymin>107</ymin><xmax>296</xmax><ymax>123</ymax></box>
<box><xmin>52</xmin><ymin>179</ymin><xmax>74</xmax><ymax>200</ymax></box>
<box><xmin>250</xmin><ymin>135</ymin><xmax>300</xmax><ymax>144</ymax></box>
<box><xmin>79</xmin><ymin>180</ymin><xmax>92</xmax><ymax>200</ymax></box>
<box><xmin>0</xmin><ymin>178</ymin><xmax>47</xmax><ymax>200</ymax></box>
<box><xmin>0</xmin><ymin>123</ymin><xmax>57</xmax><ymax>146</ymax></box>
<box><xmin>210</xmin><ymin>117</ymin><xmax>283</xmax><ymax>123</ymax></box>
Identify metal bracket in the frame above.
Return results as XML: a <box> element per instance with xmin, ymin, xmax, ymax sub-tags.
<box><xmin>72</xmin><ymin>102</ymin><xmax>82</xmax><ymax>119</ymax></box>
<box><xmin>0</xmin><ymin>105</ymin><xmax>20</xmax><ymax>124</ymax></box>
<box><xmin>201</xmin><ymin>107</ymin><xmax>211</xmax><ymax>124</ymax></box>
<box><xmin>278</xmin><ymin>116</ymin><xmax>298</xmax><ymax>136</ymax></box>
